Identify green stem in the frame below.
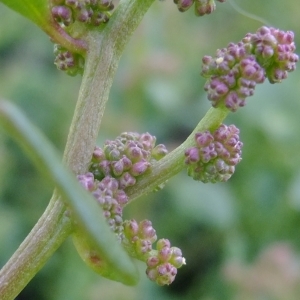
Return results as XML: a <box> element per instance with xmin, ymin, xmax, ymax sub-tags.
<box><xmin>126</xmin><ymin>107</ymin><xmax>230</xmax><ymax>202</ymax></box>
<box><xmin>63</xmin><ymin>0</ymin><xmax>156</xmax><ymax>174</ymax></box>
<box><xmin>0</xmin><ymin>0</ymin><xmax>155</xmax><ymax>298</ymax></box>
<box><xmin>0</xmin><ymin>194</ymin><xmax>72</xmax><ymax>300</ymax></box>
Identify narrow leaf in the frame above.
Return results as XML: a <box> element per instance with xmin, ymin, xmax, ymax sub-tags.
<box><xmin>0</xmin><ymin>100</ymin><xmax>139</xmax><ymax>285</ymax></box>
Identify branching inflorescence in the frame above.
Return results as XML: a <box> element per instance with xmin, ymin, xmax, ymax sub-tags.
<box><xmin>183</xmin><ymin>26</ymin><xmax>298</xmax><ymax>185</ymax></box>
<box><xmin>201</xmin><ymin>26</ymin><xmax>299</xmax><ymax>112</ymax></box>
<box><xmin>1</xmin><ymin>0</ymin><xmax>299</xmax><ymax>296</ymax></box>
<box><xmin>74</xmin><ymin>24</ymin><xmax>298</xmax><ymax>286</ymax></box>
<box><xmin>76</xmin><ymin>132</ymin><xmax>185</xmax><ymax>285</ymax></box>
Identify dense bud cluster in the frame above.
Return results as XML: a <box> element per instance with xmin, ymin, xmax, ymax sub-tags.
<box><xmin>243</xmin><ymin>26</ymin><xmax>299</xmax><ymax>83</ymax></box>
<box><xmin>51</xmin><ymin>0</ymin><xmax>112</xmax><ymax>27</ymax></box>
<box><xmin>77</xmin><ymin>172</ymin><xmax>128</xmax><ymax>236</ymax></box>
<box><xmin>54</xmin><ymin>44</ymin><xmax>84</xmax><ymax>76</ymax></box>
<box><xmin>173</xmin><ymin>0</ymin><xmax>226</xmax><ymax>16</ymax></box>
<box><xmin>146</xmin><ymin>239</ymin><xmax>186</xmax><ymax>286</ymax></box>
<box><xmin>89</xmin><ymin>132</ymin><xmax>168</xmax><ymax>189</ymax></box>
<box><xmin>123</xmin><ymin>219</ymin><xmax>157</xmax><ymax>259</ymax></box>
<box><xmin>201</xmin><ymin>26</ymin><xmax>298</xmax><ymax>111</ymax></box>
<box><xmin>122</xmin><ymin>221</ymin><xmax>185</xmax><ymax>285</ymax></box>
<box><xmin>185</xmin><ymin>124</ymin><xmax>243</xmax><ymax>183</ymax></box>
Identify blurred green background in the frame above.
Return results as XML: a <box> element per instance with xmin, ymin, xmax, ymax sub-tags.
<box><xmin>1</xmin><ymin>0</ymin><xmax>300</xmax><ymax>299</ymax></box>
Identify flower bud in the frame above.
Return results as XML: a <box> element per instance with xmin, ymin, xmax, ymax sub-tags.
<box><xmin>195</xmin><ymin>0</ymin><xmax>216</xmax><ymax>16</ymax></box>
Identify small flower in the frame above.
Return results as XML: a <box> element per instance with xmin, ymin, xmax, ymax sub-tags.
<box><xmin>52</xmin><ymin>5</ymin><xmax>73</xmax><ymax>26</ymax></box>
<box><xmin>174</xmin><ymin>0</ymin><xmax>226</xmax><ymax>16</ymax></box>
<box><xmin>195</xmin><ymin>0</ymin><xmax>216</xmax><ymax>16</ymax></box>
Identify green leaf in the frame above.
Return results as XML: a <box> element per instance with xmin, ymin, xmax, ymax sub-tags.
<box><xmin>0</xmin><ymin>100</ymin><xmax>139</xmax><ymax>285</ymax></box>
<box><xmin>0</xmin><ymin>0</ymin><xmax>87</xmax><ymax>54</ymax></box>
<box><xmin>0</xmin><ymin>0</ymin><xmax>51</xmax><ymax>29</ymax></box>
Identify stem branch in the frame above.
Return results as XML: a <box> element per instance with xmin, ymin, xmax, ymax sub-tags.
<box><xmin>0</xmin><ymin>0</ymin><xmax>155</xmax><ymax>298</ymax></box>
<box><xmin>126</xmin><ymin>107</ymin><xmax>229</xmax><ymax>202</ymax></box>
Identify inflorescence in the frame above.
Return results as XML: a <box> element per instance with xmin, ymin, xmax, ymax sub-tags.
<box><xmin>51</xmin><ymin>0</ymin><xmax>114</xmax><ymax>75</ymax></box>
<box><xmin>77</xmin><ymin>132</ymin><xmax>185</xmax><ymax>285</ymax></box>
<box><xmin>185</xmin><ymin>124</ymin><xmax>243</xmax><ymax>183</ymax></box>
<box><xmin>202</xmin><ymin>26</ymin><xmax>299</xmax><ymax>112</ymax></box>
<box><xmin>173</xmin><ymin>0</ymin><xmax>226</xmax><ymax>16</ymax></box>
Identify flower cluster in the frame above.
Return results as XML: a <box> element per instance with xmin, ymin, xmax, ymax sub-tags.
<box><xmin>123</xmin><ymin>219</ymin><xmax>158</xmax><ymax>259</ymax></box>
<box><xmin>185</xmin><ymin>124</ymin><xmax>243</xmax><ymax>183</ymax></box>
<box><xmin>54</xmin><ymin>44</ymin><xmax>85</xmax><ymax>76</ymax></box>
<box><xmin>146</xmin><ymin>239</ymin><xmax>186</xmax><ymax>286</ymax></box>
<box><xmin>77</xmin><ymin>173</ymin><xmax>128</xmax><ymax>236</ymax></box>
<box><xmin>122</xmin><ymin>221</ymin><xmax>185</xmax><ymax>285</ymax></box>
<box><xmin>51</xmin><ymin>0</ymin><xmax>112</xmax><ymax>27</ymax></box>
<box><xmin>173</xmin><ymin>0</ymin><xmax>226</xmax><ymax>16</ymax></box>
<box><xmin>201</xmin><ymin>26</ymin><xmax>298</xmax><ymax>111</ymax></box>
<box><xmin>243</xmin><ymin>26</ymin><xmax>299</xmax><ymax>83</ymax></box>
<box><xmin>89</xmin><ymin>132</ymin><xmax>168</xmax><ymax>189</ymax></box>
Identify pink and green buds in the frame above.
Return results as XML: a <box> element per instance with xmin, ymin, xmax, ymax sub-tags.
<box><xmin>78</xmin><ymin>173</ymin><xmax>128</xmax><ymax>235</ymax></box>
<box><xmin>146</xmin><ymin>239</ymin><xmax>186</xmax><ymax>286</ymax></box>
<box><xmin>54</xmin><ymin>44</ymin><xmax>85</xmax><ymax>76</ymax></box>
<box><xmin>185</xmin><ymin>124</ymin><xmax>243</xmax><ymax>183</ymax></box>
<box><xmin>202</xmin><ymin>42</ymin><xmax>265</xmax><ymax>111</ymax></box>
<box><xmin>123</xmin><ymin>219</ymin><xmax>157</xmax><ymax>259</ymax></box>
<box><xmin>89</xmin><ymin>132</ymin><xmax>168</xmax><ymax>189</ymax></box>
<box><xmin>243</xmin><ymin>26</ymin><xmax>299</xmax><ymax>83</ymax></box>
<box><xmin>202</xmin><ymin>26</ymin><xmax>298</xmax><ymax>111</ymax></box>
<box><xmin>174</xmin><ymin>0</ymin><xmax>226</xmax><ymax>16</ymax></box>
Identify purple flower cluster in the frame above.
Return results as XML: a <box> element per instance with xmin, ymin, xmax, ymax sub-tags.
<box><xmin>202</xmin><ymin>26</ymin><xmax>298</xmax><ymax>111</ymax></box>
<box><xmin>173</xmin><ymin>0</ymin><xmax>226</xmax><ymax>16</ymax></box>
<box><xmin>89</xmin><ymin>132</ymin><xmax>168</xmax><ymax>189</ymax></box>
<box><xmin>146</xmin><ymin>239</ymin><xmax>186</xmax><ymax>286</ymax></box>
<box><xmin>243</xmin><ymin>26</ymin><xmax>299</xmax><ymax>83</ymax></box>
<box><xmin>185</xmin><ymin>124</ymin><xmax>243</xmax><ymax>183</ymax></box>
<box><xmin>54</xmin><ymin>44</ymin><xmax>85</xmax><ymax>76</ymax></box>
<box><xmin>77</xmin><ymin>172</ymin><xmax>128</xmax><ymax>236</ymax></box>
<box><xmin>202</xmin><ymin>43</ymin><xmax>265</xmax><ymax>111</ymax></box>
<box><xmin>51</xmin><ymin>0</ymin><xmax>112</xmax><ymax>27</ymax></box>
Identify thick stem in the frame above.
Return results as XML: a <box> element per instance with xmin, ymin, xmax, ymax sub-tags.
<box><xmin>0</xmin><ymin>194</ymin><xmax>72</xmax><ymax>300</ymax></box>
<box><xmin>0</xmin><ymin>0</ymin><xmax>155</xmax><ymax>298</ymax></box>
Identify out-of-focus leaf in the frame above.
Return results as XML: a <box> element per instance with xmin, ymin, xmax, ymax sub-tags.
<box><xmin>0</xmin><ymin>0</ymin><xmax>52</xmax><ymax>31</ymax></box>
<box><xmin>0</xmin><ymin>100</ymin><xmax>139</xmax><ymax>285</ymax></box>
